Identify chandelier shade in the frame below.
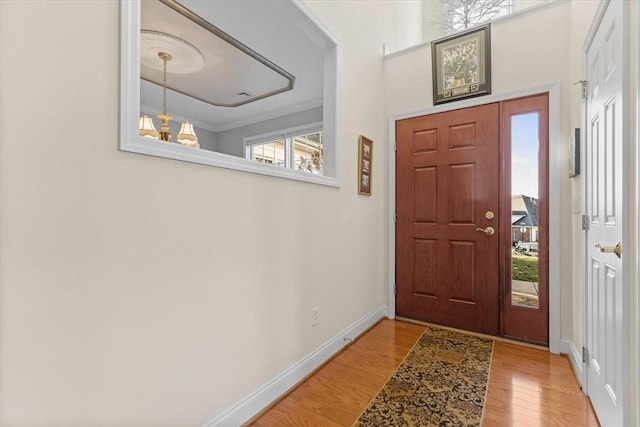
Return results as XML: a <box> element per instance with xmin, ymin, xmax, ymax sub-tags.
<box><xmin>177</xmin><ymin>121</ymin><xmax>199</xmax><ymax>148</ymax></box>
<box><xmin>139</xmin><ymin>115</ymin><xmax>159</xmax><ymax>139</ymax></box>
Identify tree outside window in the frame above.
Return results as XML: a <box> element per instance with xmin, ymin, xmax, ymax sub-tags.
<box><xmin>429</xmin><ymin>0</ymin><xmax>512</xmax><ymax>34</ymax></box>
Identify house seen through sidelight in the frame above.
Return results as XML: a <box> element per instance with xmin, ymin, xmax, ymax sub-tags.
<box><xmin>510</xmin><ymin>112</ymin><xmax>540</xmax><ymax>308</ymax></box>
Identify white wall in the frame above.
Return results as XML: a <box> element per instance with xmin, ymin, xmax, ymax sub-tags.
<box><xmin>512</xmin><ymin>0</ymin><xmax>549</xmax><ymax>12</ymax></box>
<box><xmin>196</xmin><ymin>127</ymin><xmax>218</xmax><ymax>152</ymax></box>
<box><xmin>387</xmin><ymin>0</ymin><xmax>424</xmax><ymax>53</ymax></box>
<box><xmin>422</xmin><ymin>0</ymin><xmax>446</xmax><ymax>43</ymax></box>
<box><xmin>216</xmin><ymin>107</ymin><xmax>322</xmax><ymax>158</ymax></box>
<box><xmin>0</xmin><ymin>0</ymin><xmax>420</xmax><ymax>425</ymax></box>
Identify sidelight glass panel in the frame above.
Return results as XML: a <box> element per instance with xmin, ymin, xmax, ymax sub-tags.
<box><xmin>511</xmin><ymin>112</ymin><xmax>539</xmax><ymax>309</ymax></box>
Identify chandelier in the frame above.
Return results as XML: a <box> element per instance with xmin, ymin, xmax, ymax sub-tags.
<box><xmin>139</xmin><ymin>32</ymin><xmax>200</xmax><ymax>148</ymax></box>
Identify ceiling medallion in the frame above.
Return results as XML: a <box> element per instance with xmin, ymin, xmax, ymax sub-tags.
<box><xmin>140</xmin><ymin>30</ymin><xmax>205</xmax><ymax>74</ymax></box>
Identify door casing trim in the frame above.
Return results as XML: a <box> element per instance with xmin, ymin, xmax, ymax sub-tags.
<box><xmin>387</xmin><ymin>83</ymin><xmax>561</xmax><ymax>353</ymax></box>
<box><xmin>636</xmin><ymin>3</ymin><xmax>640</xmax><ymax>424</ymax></box>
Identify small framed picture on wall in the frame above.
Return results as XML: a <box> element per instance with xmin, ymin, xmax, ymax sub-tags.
<box><xmin>358</xmin><ymin>135</ymin><xmax>373</xmax><ymax>195</ymax></box>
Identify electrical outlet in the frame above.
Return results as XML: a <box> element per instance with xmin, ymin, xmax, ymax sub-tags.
<box><xmin>312</xmin><ymin>306</ymin><xmax>319</xmax><ymax>327</ymax></box>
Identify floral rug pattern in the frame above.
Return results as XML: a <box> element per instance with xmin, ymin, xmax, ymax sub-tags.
<box><xmin>353</xmin><ymin>325</ymin><xmax>493</xmax><ymax>427</ymax></box>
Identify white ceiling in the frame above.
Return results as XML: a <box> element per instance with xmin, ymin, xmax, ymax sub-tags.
<box><xmin>139</xmin><ymin>0</ymin><xmax>329</xmax><ymax>133</ymax></box>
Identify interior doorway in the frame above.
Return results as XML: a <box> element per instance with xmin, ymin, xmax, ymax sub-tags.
<box><xmin>583</xmin><ymin>0</ymin><xmax>628</xmax><ymax>424</ymax></box>
<box><xmin>395</xmin><ymin>94</ymin><xmax>549</xmax><ymax>344</ymax></box>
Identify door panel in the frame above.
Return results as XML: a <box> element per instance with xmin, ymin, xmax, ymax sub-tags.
<box><xmin>413</xmin><ymin>168</ymin><xmax>437</xmax><ymax>222</ymax></box>
<box><xmin>396</xmin><ymin>104</ymin><xmax>500</xmax><ymax>335</ymax></box>
<box><xmin>412</xmin><ymin>239</ymin><xmax>436</xmax><ymax>296</ymax></box>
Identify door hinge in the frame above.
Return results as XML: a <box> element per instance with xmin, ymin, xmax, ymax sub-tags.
<box><xmin>582</xmin><ymin>346</ymin><xmax>588</xmax><ymax>364</ymax></box>
<box><xmin>395</xmin><ymin>213</ymin><xmax>397</xmax><ymax>224</ymax></box>
<box><xmin>394</xmin><ymin>284</ymin><xmax>397</xmax><ymax>295</ymax></box>
<box><xmin>575</xmin><ymin>80</ymin><xmax>588</xmax><ymax>99</ymax></box>
<box><xmin>581</xmin><ymin>214</ymin><xmax>589</xmax><ymax>230</ymax></box>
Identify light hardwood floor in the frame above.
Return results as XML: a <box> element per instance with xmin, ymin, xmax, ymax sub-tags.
<box><xmin>250</xmin><ymin>319</ymin><xmax>599</xmax><ymax>427</ymax></box>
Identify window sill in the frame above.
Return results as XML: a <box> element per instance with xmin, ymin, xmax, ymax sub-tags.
<box><xmin>121</xmin><ymin>137</ymin><xmax>341</xmax><ymax>187</ymax></box>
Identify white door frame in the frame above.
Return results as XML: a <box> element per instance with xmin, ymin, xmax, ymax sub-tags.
<box><xmin>636</xmin><ymin>3</ymin><xmax>640</xmax><ymax>423</ymax></box>
<box><xmin>581</xmin><ymin>0</ymin><xmax>631</xmax><ymax>424</ymax></box>
<box><xmin>387</xmin><ymin>83</ymin><xmax>561</xmax><ymax>354</ymax></box>
<box><xmin>636</xmin><ymin>2</ymin><xmax>640</xmax><ymax>422</ymax></box>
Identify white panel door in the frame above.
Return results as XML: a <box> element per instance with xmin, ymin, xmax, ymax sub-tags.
<box><xmin>585</xmin><ymin>1</ymin><xmax>627</xmax><ymax>426</ymax></box>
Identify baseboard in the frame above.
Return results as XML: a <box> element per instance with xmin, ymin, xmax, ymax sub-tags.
<box><xmin>203</xmin><ymin>305</ymin><xmax>388</xmax><ymax>427</ymax></box>
<box><xmin>560</xmin><ymin>337</ymin><xmax>584</xmax><ymax>387</ymax></box>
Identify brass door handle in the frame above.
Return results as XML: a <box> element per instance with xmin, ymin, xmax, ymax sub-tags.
<box><xmin>476</xmin><ymin>226</ymin><xmax>495</xmax><ymax>236</ymax></box>
<box><xmin>595</xmin><ymin>242</ymin><xmax>622</xmax><ymax>258</ymax></box>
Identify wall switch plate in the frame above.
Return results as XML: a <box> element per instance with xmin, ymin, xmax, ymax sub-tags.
<box><xmin>312</xmin><ymin>306</ymin><xmax>319</xmax><ymax>327</ymax></box>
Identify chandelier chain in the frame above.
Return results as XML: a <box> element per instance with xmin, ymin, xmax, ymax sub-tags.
<box><xmin>162</xmin><ymin>54</ymin><xmax>168</xmax><ymax>116</ymax></box>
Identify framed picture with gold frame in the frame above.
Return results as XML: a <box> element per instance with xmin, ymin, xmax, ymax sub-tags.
<box><xmin>358</xmin><ymin>135</ymin><xmax>373</xmax><ymax>195</ymax></box>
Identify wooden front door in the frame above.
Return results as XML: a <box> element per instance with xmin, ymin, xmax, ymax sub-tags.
<box><xmin>396</xmin><ymin>103</ymin><xmax>500</xmax><ymax>335</ymax></box>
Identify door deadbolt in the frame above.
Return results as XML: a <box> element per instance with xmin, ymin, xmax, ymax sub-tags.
<box><xmin>485</xmin><ymin>211</ymin><xmax>495</xmax><ymax>220</ymax></box>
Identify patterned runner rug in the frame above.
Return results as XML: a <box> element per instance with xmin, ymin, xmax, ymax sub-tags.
<box><xmin>353</xmin><ymin>324</ymin><xmax>494</xmax><ymax>426</ymax></box>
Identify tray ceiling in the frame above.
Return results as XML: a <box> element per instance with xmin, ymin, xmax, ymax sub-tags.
<box><xmin>139</xmin><ymin>0</ymin><xmax>327</xmax><ymax>132</ymax></box>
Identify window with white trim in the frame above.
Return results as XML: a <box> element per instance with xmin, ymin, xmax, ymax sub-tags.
<box><xmin>245</xmin><ymin>123</ymin><xmax>324</xmax><ymax>175</ymax></box>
